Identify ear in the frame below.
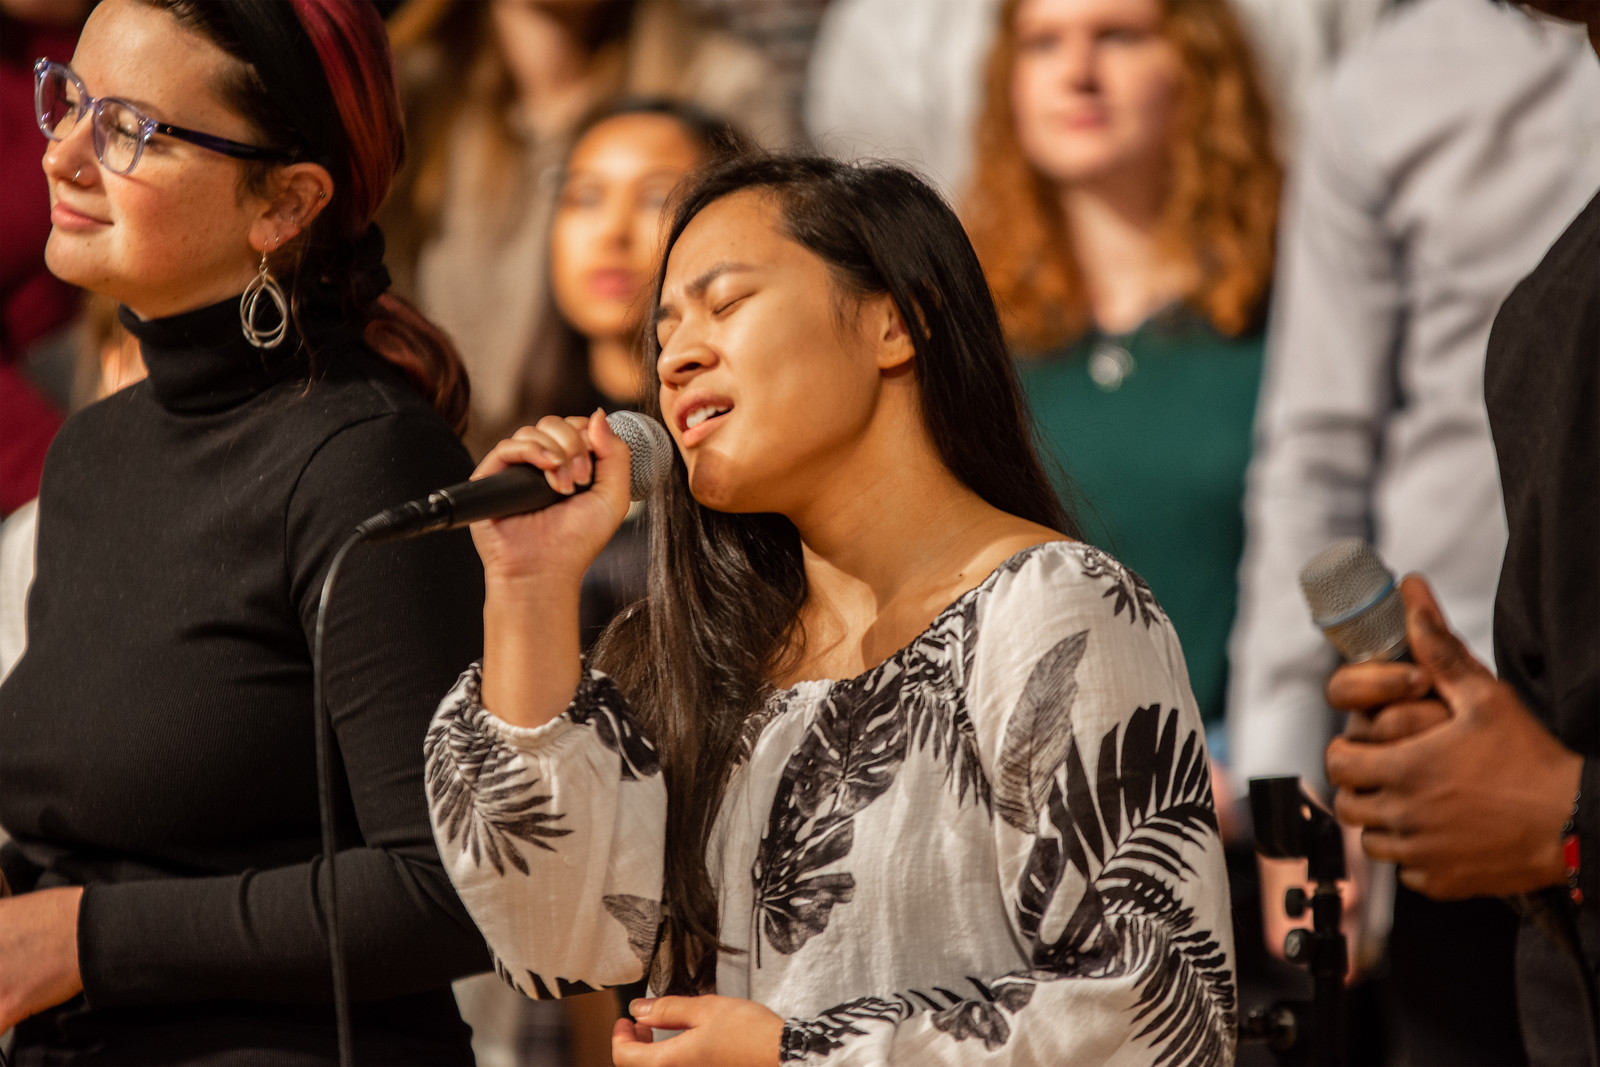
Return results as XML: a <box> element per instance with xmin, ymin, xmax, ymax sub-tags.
<box><xmin>863</xmin><ymin>293</ymin><xmax>917</xmax><ymax>372</ymax></box>
<box><xmin>247</xmin><ymin>162</ymin><xmax>335</xmax><ymax>256</ymax></box>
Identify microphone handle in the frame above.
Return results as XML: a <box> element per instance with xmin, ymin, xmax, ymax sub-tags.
<box><xmin>357</xmin><ymin>464</ymin><xmax>592</xmax><ymax>542</ymax></box>
<box><xmin>443</xmin><ymin>465</ymin><xmax>588</xmax><ymax>528</ymax></box>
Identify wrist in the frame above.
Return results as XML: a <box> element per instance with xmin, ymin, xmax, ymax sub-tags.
<box><xmin>484</xmin><ymin>565</ymin><xmax>584</xmax><ymax>603</ymax></box>
<box><xmin>1541</xmin><ymin>750</ymin><xmax>1585</xmax><ymax>893</ymax></box>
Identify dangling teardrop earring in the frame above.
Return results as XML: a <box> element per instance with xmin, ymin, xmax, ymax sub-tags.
<box><xmin>239</xmin><ymin>250</ymin><xmax>288</xmax><ymax>349</ymax></box>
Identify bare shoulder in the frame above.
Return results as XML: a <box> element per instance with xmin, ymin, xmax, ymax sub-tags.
<box><xmin>967</xmin><ymin>518</ymin><xmax>1073</xmax><ymax>577</ymax></box>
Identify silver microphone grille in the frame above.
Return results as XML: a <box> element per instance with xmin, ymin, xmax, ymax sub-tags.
<box><xmin>1298</xmin><ymin>537</ymin><xmax>1407</xmax><ymax>663</ymax></box>
<box><xmin>605</xmin><ymin>411</ymin><xmax>673</xmax><ymax>501</ymax></box>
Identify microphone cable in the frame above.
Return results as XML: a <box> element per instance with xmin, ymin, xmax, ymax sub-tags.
<box><xmin>311</xmin><ymin>528</ymin><xmax>369</xmax><ymax>1067</ymax></box>
<box><xmin>306</xmin><ymin>412</ymin><xmax>668</xmax><ymax>1066</ymax></box>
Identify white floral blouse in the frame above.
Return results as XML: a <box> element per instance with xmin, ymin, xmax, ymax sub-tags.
<box><xmin>425</xmin><ymin>540</ymin><xmax>1237</xmax><ymax>1065</ymax></box>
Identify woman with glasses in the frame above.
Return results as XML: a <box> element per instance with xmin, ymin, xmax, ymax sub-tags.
<box><xmin>0</xmin><ymin>0</ymin><xmax>490</xmax><ymax>1061</ymax></box>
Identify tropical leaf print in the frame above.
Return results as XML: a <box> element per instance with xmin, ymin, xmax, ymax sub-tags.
<box><xmin>788</xmin><ymin>672</ymin><xmax>909</xmax><ymax>821</ymax></box>
<box><xmin>780</xmin><ymin>994</ymin><xmax>916</xmax><ymax>1060</ymax></box>
<box><xmin>779</xmin><ymin>977</ymin><xmax>1041</xmax><ymax>1062</ymax></box>
<box><xmin>425</xmin><ymin>676</ymin><xmax>572</xmax><ymax>876</ymax></box>
<box><xmin>899</xmin><ymin>604</ymin><xmax>991</xmax><ymax>810</ymax></box>
<box><xmin>752</xmin><ymin>545</ymin><xmax>1067</xmax><ymax>966</ymax></box>
<box><xmin>993</xmin><ymin>629</ymin><xmax>1090</xmax><ymax>831</ymax></box>
<box><xmin>1077</xmin><ymin>544</ymin><xmax>1163</xmax><ymax>627</ymax></box>
<box><xmin>784</xmin><ymin>699</ymin><xmax>1232</xmax><ymax>1066</ymax></box>
<box><xmin>753</xmin><ymin>667</ymin><xmax>906</xmax><ymax>962</ymax></box>
<box><xmin>928</xmin><ymin>976</ymin><xmax>1038</xmax><ymax>1051</ymax></box>
<box><xmin>603</xmin><ymin>893</ymin><xmax>663</xmax><ymax>968</ymax></box>
<box><xmin>1021</xmin><ymin>703</ymin><xmax>1234</xmax><ymax>1066</ymax></box>
<box><xmin>568</xmin><ymin>671</ymin><xmax>660</xmax><ymax>779</ymax></box>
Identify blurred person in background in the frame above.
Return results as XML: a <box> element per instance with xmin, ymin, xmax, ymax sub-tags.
<box><xmin>964</xmin><ymin>0</ymin><xmax>1279</xmax><ymax>792</ymax></box>
<box><xmin>546</xmin><ymin>98</ymin><xmax>748</xmax><ymax>650</ymax></box>
<box><xmin>1228</xmin><ymin>0</ymin><xmax>1600</xmax><ymax>1061</ymax></box>
<box><xmin>0</xmin><ymin>0</ymin><xmax>91</xmax><ymax>519</ymax></box>
<box><xmin>381</xmin><ymin>0</ymin><xmax>792</xmax><ymax>456</ymax></box>
<box><xmin>1225</xmin><ymin>0</ymin><xmax>1401</xmax><ymax>147</ymax></box>
<box><xmin>450</xmin><ymin>95</ymin><xmax>746</xmax><ymax>1067</ymax></box>
<box><xmin>1</xmin><ymin>293</ymin><xmax>143</xmax><ymax>684</ymax></box>
<box><xmin>804</xmin><ymin>0</ymin><xmax>1394</xmax><ymax>209</ymax></box>
<box><xmin>804</xmin><ymin>0</ymin><xmax>1002</xmax><ymax>198</ymax></box>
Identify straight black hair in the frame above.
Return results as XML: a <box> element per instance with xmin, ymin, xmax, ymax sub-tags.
<box><xmin>591</xmin><ymin>154</ymin><xmax>1079</xmax><ymax>994</ymax></box>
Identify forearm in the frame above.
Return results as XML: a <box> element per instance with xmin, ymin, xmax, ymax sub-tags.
<box><xmin>77</xmin><ymin>845</ymin><xmax>486</xmax><ymax>1009</ymax></box>
<box><xmin>481</xmin><ymin>572</ymin><xmax>585</xmax><ymax>729</ymax></box>
<box><xmin>427</xmin><ymin>665</ymin><xmax>666</xmax><ymax>996</ymax></box>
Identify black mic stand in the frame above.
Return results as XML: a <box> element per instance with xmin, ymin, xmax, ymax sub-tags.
<box><xmin>1239</xmin><ymin>776</ymin><xmax>1348</xmax><ymax>1066</ymax></box>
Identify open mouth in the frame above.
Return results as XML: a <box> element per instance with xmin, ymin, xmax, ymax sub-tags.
<box><xmin>682</xmin><ymin>403</ymin><xmax>731</xmax><ymax>432</ymax></box>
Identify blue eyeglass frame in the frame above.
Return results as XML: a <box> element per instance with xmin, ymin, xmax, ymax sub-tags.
<box><xmin>33</xmin><ymin>59</ymin><xmax>294</xmax><ymax>175</ymax></box>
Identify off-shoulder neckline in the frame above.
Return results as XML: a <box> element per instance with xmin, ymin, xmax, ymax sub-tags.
<box><xmin>768</xmin><ymin>538</ymin><xmax>1082</xmax><ymax>698</ymax></box>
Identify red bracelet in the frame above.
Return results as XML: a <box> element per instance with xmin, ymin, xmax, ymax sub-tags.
<box><xmin>1563</xmin><ymin>788</ymin><xmax>1583</xmax><ymax>906</ymax></box>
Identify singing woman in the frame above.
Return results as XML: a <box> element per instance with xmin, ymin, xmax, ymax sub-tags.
<box><xmin>427</xmin><ymin>156</ymin><xmax>1237</xmax><ymax>1065</ymax></box>
<box><xmin>0</xmin><ymin>0</ymin><xmax>489</xmax><ymax>1060</ymax></box>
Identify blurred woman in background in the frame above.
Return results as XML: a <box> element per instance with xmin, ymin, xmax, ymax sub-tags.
<box><xmin>452</xmin><ymin>96</ymin><xmax>745</xmax><ymax>1067</ymax></box>
<box><xmin>546</xmin><ymin>98</ymin><xmax>748</xmax><ymax>647</ymax></box>
<box><xmin>382</xmin><ymin>0</ymin><xmax>791</xmax><ymax>455</ymax></box>
<box><xmin>965</xmin><ymin>0</ymin><xmax>1280</xmax><ymax>764</ymax></box>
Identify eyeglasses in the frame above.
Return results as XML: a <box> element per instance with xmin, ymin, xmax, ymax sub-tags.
<box><xmin>34</xmin><ymin>59</ymin><xmax>293</xmax><ymax>177</ymax></box>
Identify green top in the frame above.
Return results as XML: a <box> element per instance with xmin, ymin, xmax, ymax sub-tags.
<box><xmin>1017</xmin><ymin>312</ymin><xmax>1264</xmax><ymax>730</ymax></box>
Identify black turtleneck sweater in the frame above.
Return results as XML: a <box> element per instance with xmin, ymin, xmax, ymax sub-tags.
<box><xmin>0</xmin><ymin>299</ymin><xmax>489</xmax><ymax>1062</ymax></box>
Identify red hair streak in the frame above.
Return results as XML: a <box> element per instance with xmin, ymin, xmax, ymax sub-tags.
<box><xmin>287</xmin><ymin>0</ymin><xmax>404</xmax><ymax>231</ymax></box>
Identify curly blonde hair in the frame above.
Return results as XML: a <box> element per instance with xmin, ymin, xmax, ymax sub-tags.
<box><xmin>964</xmin><ymin>0</ymin><xmax>1281</xmax><ymax>352</ymax></box>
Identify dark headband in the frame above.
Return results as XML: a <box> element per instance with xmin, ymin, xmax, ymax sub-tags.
<box><xmin>216</xmin><ymin>0</ymin><xmax>342</xmax><ymax>169</ymax></box>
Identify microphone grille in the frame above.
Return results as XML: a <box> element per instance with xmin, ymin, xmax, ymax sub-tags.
<box><xmin>605</xmin><ymin>411</ymin><xmax>673</xmax><ymax>501</ymax></box>
<box><xmin>1298</xmin><ymin>537</ymin><xmax>1406</xmax><ymax>663</ymax></box>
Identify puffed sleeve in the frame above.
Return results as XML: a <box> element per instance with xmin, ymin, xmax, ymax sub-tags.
<box><xmin>425</xmin><ymin>662</ymin><xmax>666</xmax><ymax>998</ymax></box>
<box><xmin>779</xmin><ymin>543</ymin><xmax>1238</xmax><ymax>1066</ymax></box>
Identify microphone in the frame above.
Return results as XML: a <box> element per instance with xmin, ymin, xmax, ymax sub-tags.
<box><xmin>1298</xmin><ymin>537</ymin><xmax>1408</xmax><ymax>663</ymax></box>
<box><xmin>354</xmin><ymin>411</ymin><xmax>672</xmax><ymax>543</ymax></box>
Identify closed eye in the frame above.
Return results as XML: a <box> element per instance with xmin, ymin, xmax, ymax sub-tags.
<box><xmin>713</xmin><ymin>294</ymin><xmax>749</xmax><ymax>316</ymax></box>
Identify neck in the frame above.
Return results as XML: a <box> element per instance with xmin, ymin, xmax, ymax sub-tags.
<box><xmin>119</xmin><ymin>262</ymin><xmax>263</xmax><ymax>323</ymax></box>
<box><xmin>1058</xmin><ymin>163</ymin><xmax>1189</xmax><ymax>334</ymax></box>
<box><xmin>492</xmin><ymin>2</ymin><xmax>598</xmax><ymax>135</ymax></box>
<box><xmin>588</xmin><ymin>336</ymin><xmax>642</xmax><ymax>404</ymax></box>
<box><xmin>782</xmin><ymin>388</ymin><xmax>1023</xmax><ymax>666</ymax></box>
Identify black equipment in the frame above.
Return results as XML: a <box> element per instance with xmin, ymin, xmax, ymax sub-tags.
<box><xmin>1239</xmin><ymin>778</ymin><xmax>1349</xmax><ymax>1066</ymax></box>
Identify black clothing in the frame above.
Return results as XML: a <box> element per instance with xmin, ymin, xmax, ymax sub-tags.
<box><xmin>0</xmin><ymin>297</ymin><xmax>489</xmax><ymax>1062</ymax></box>
<box><xmin>1485</xmin><ymin>186</ymin><xmax>1600</xmax><ymax>1064</ymax></box>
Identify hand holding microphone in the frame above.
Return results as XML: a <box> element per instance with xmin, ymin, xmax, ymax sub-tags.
<box><xmin>467</xmin><ymin>410</ymin><xmax>665</xmax><ymax>590</ymax></box>
<box><xmin>396</xmin><ymin>410</ymin><xmax>673</xmax><ymax>732</ymax></box>
<box><xmin>358</xmin><ymin>409</ymin><xmax>671</xmax><ymax>588</ymax></box>
<box><xmin>1298</xmin><ymin>539</ymin><xmax>1447</xmax><ymax>744</ymax></box>
<box><xmin>1302</xmin><ymin>542</ymin><xmax>1583</xmax><ymax>900</ymax></box>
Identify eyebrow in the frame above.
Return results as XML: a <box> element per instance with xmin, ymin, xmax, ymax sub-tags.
<box><xmin>654</xmin><ymin>261</ymin><xmax>756</xmax><ymax>322</ymax></box>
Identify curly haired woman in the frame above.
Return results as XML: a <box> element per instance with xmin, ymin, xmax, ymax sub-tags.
<box><xmin>964</xmin><ymin>0</ymin><xmax>1281</xmax><ymax>754</ymax></box>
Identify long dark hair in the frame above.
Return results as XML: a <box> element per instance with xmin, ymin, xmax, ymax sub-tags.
<box><xmin>591</xmin><ymin>155</ymin><xmax>1077</xmax><ymax>994</ymax></box>
<box><xmin>137</xmin><ymin>0</ymin><xmax>471</xmax><ymax>433</ymax></box>
<box><xmin>528</xmin><ymin>95</ymin><xmax>753</xmax><ymax>422</ymax></box>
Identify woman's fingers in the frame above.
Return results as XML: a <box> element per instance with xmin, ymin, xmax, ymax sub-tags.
<box><xmin>472</xmin><ymin>410</ymin><xmax>636</xmax><ymax>518</ymax></box>
<box><xmin>611</xmin><ymin>1015</ymin><xmax>660</xmax><ymax>1067</ymax></box>
<box><xmin>477</xmin><ymin>416</ymin><xmax>593</xmax><ymax>493</ymax></box>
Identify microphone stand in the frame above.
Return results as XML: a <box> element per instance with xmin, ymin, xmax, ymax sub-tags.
<box><xmin>1239</xmin><ymin>776</ymin><xmax>1348</xmax><ymax>1066</ymax></box>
